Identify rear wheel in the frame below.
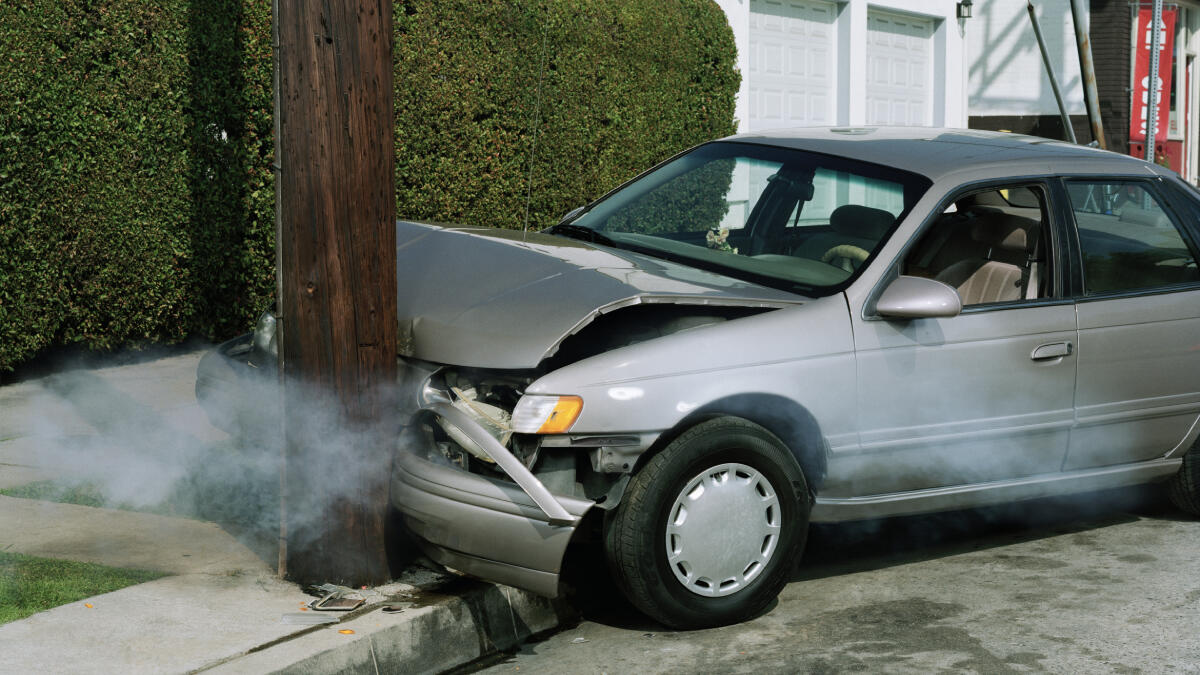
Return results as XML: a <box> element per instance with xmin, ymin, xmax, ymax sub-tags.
<box><xmin>1168</xmin><ymin>446</ymin><xmax>1200</xmax><ymax>516</ymax></box>
<box><xmin>604</xmin><ymin>417</ymin><xmax>809</xmax><ymax>629</ymax></box>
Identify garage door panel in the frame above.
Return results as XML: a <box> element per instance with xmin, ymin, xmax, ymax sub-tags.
<box><xmin>760</xmin><ymin>89</ymin><xmax>782</xmax><ymax>120</ymax></box>
<box><xmin>749</xmin><ymin>0</ymin><xmax>836</xmax><ymax>130</ymax></box>
<box><xmin>871</xmin><ymin>100</ymin><xmax>888</xmax><ymax>123</ymax></box>
<box><xmin>808</xmin><ymin>93</ymin><xmax>829</xmax><ymax>120</ymax></box>
<box><xmin>866</xmin><ymin>10</ymin><xmax>933</xmax><ymax>127</ymax></box>
<box><xmin>762</xmin><ymin>44</ymin><xmax>783</xmax><ymax>74</ymax></box>
<box><xmin>876</xmin><ymin>59</ymin><xmax>888</xmax><ymax>84</ymax></box>
<box><xmin>805</xmin><ymin>47</ymin><xmax>826</xmax><ymax>75</ymax></box>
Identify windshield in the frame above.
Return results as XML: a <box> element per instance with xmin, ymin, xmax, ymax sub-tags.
<box><xmin>555</xmin><ymin>141</ymin><xmax>931</xmax><ymax>295</ymax></box>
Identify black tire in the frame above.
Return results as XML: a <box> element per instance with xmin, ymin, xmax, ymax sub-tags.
<box><xmin>1168</xmin><ymin>447</ymin><xmax>1200</xmax><ymax>516</ymax></box>
<box><xmin>604</xmin><ymin>416</ymin><xmax>810</xmax><ymax>629</ymax></box>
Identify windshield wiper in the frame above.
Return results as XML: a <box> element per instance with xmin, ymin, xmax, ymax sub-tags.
<box><xmin>546</xmin><ymin>223</ymin><xmax>618</xmax><ymax>248</ymax></box>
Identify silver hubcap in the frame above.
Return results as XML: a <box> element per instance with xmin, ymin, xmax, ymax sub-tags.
<box><xmin>664</xmin><ymin>462</ymin><xmax>782</xmax><ymax>597</ymax></box>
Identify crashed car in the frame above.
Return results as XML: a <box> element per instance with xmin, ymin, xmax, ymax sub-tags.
<box><xmin>199</xmin><ymin>127</ymin><xmax>1200</xmax><ymax>629</ymax></box>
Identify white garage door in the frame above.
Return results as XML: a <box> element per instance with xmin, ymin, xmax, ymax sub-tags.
<box><xmin>866</xmin><ymin>10</ymin><xmax>934</xmax><ymax>126</ymax></box>
<box><xmin>748</xmin><ymin>0</ymin><xmax>837</xmax><ymax>132</ymax></box>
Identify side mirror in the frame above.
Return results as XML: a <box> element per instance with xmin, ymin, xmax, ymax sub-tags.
<box><xmin>875</xmin><ymin>275</ymin><xmax>962</xmax><ymax>319</ymax></box>
<box><xmin>559</xmin><ymin>206</ymin><xmax>585</xmax><ymax>224</ymax></box>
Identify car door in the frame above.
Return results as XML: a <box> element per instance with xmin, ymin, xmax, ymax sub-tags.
<box><xmin>1059</xmin><ymin>177</ymin><xmax>1200</xmax><ymax>470</ymax></box>
<box><xmin>830</xmin><ymin>181</ymin><xmax>1078</xmax><ymax>498</ymax></box>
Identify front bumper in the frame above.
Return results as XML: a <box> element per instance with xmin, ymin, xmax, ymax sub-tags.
<box><xmin>200</xmin><ymin>342</ymin><xmax>596</xmax><ymax>596</ymax></box>
<box><xmin>391</xmin><ymin>408</ymin><xmax>595</xmax><ymax>597</ymax></box>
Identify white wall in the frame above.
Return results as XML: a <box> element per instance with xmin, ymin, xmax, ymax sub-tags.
<box><xmin>714</xmin><ymin>0</ymin><xmax>752</xmax><ymax>131</ymax></box>
<box><xmin>968</xmin><ymin>0</ymin><xmax>1087</xmax><ymax>116</ymax></box>
<box><xmin>716</xmin><ymin>0</ymin><xmax>968</xmax><ymax>131</ymax></box>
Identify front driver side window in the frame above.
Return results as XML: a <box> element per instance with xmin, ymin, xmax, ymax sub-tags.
<box><xmin>904</xmin><ymin>185</ymin><xmax>1050</xmax><ymax>307</ymax></box>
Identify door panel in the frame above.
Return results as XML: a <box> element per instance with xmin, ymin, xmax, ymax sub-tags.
<box><xmin>835</xmin><ymin>304</ymin><xmax>1077</xmax><ymax>498</ymax></box>
<box><xmin>1062</xmin><ymin>179</ymin><xmax>1200</xmax><ymax>469</ymax></box>
<box><xmin>836</xmin><ymin>182</ymin><xmax>1076</xmax><ymax>499</ymax></box>
<box><xmin>1068</xmin><ymin>291</ymin><xmax>1200</xmax><ymax>468</ymax></box>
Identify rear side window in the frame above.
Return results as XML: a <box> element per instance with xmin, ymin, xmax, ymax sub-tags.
<box><xmin>1065</xmin><ymin>181</ymin><xmax>1200</xmax><ymax>294</ymax></box>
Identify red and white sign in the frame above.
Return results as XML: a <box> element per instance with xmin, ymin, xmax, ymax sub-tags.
<box><xmin>1130</xmin><ymin>6</ymin><xmax>1177</xmax><ymax>141</ymax></box>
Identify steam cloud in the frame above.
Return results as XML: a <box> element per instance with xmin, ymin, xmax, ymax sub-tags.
<box><xmin>9</xmin><ymin>346</ymin><xmax>416</xmax><ymax>574</ymax></box>
<box><xmin>9</xmin><ymin>350</ymin><xmax>277</xmax><ymax>562</ymax></box>
<box><xmin>8</xmin><ymin>342</ymin><xmax>1166</xmax><ymax>582</ymax></box>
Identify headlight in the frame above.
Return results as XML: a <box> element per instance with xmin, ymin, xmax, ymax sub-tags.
<box><xmin>252</xmin><ymin>309</ymin><xmax>277</xmax><ymax>356</ymax></box>
<box><xmin>511</xmin><ymin>395</ymin><xmax>583</xmax><ymax>434</ymax></box>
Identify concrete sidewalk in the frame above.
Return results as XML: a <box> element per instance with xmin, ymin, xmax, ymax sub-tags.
<box><xmin>0</xmin><ymin>560</ymin><xmax>568</xmax><ymax>675</ymax></box>
<box><xmin>0</xmin><ymin>347</ymin><xmax>570</xmax><ymax>674</ymax></box>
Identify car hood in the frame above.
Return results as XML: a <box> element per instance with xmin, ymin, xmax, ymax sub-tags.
<box><xmin>395</xmin><ymin>221</ymin><xmax>806</xmax><ymax>369</ymax></box>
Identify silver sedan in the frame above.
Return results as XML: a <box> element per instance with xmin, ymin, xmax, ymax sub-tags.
<box><xmin>207</xmin><ymin>127</ymin><xmax>1200</xmax><ymax>629</ymax></box>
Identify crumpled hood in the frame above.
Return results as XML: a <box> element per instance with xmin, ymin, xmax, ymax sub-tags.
<box><xmin>395</xmin><ymin>221</ymin><xmax>805</xmax><ymax>369</ymax></box>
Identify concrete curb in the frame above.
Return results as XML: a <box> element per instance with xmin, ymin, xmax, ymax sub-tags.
<box><xmin>204</xmin><ymin>580</ymin><xmax>574</xmax><ymax>674</ymax></box>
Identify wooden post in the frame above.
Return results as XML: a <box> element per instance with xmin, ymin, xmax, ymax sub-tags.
<box><xmin>274</xmin><ymin>0</ymin><xmax>397</xmax><ymax>585</ymax></box>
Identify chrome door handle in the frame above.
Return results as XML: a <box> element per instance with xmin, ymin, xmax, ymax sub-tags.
<box><xmin>1031</xmin><ymin>341</ymin><xmax>1073</xmax><ymax>361</ymax></box>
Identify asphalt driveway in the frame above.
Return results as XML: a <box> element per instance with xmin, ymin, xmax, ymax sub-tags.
<box><xmin>478</xmin><ymin>487</ymin><xmax>1200</xmax><ymax>673</ymax></box>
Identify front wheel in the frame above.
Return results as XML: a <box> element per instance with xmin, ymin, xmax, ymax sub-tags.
<box><xmin>604</xmin><ymin>417</ymin><xmax>809</xmax><ymax>629</ymax></box>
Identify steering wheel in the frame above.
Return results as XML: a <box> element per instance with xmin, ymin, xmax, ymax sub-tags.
<box><xmin>820</xmin><ymin>244</ymin><xmax>870</xmax><ymax>272</ymax></box>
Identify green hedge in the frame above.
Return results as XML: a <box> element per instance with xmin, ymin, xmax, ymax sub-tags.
<box><xmin>0</xmin><ymin>0</ymin><xmax>276</xmax><ymax>366</ymax></box>
<box><xmin>0</xmin><ymin>0</ymin><xmax>738</xmax><ymax>371</ymax></box>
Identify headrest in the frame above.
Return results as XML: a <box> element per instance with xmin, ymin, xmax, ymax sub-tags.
<box><xmin>970</xmin><ymin>213</ymin><xmax>1035</xmax><ymax>251</ymax></box>
<box><xmin>829</xmin><ymin>205</ymin><xmax>895</xmax><ymax>240</ymax></box>
<box><xmin>957</xmin><ymin>192</ymin><xmax>1000</xmax><ymax>210</ymax></box>
<box><xmin>1119</xmin><ymin>205</ymin><xmax>1167</xmax><ymax>228</ymax></box>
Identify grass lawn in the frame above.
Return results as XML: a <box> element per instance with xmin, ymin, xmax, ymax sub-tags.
<box><xmin>0</xmin><ymin>552</ymin><xmax>164</xmax><ymax>625</ymax></box>
<box><xmin>0</xmin><ymin>481</ymin><xmax>110</xmax><ymax>509</ymax></box>
<box><xmin>0</xmin><ymin>440</ymin><xmax>282</xmax><ymax>569</ymax></box>
<box><xmin>0</xmin><ymin>440</ymin><xmax>280</xmax><ymax>527</ymax></box>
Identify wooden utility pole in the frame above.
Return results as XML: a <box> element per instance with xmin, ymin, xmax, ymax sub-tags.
<box><xmin>274</xmin><ymin>0</ymin><xmax>397</xmax><ymax>585</ymax></box>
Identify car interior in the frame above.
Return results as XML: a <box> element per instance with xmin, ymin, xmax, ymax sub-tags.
<box><xmin>903</xmin><ymin>187</ymin><xmax>1051</xmax><ymax>306</ymax></box>
<box><xmin>789</xmin><ymin>204</ymin><xmax>896</xmax><ymax>271</ymax></box>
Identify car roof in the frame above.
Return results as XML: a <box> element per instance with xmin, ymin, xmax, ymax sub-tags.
<box><xmin>724</xmin><ymin>127</ymin><xmax>1169</xmax><ymax>183</ymax></box>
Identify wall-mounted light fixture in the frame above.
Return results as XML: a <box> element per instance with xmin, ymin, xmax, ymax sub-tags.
<box><xmin>957</xmin><ymin>0</ymin><xmax>973</xmax><ymax>19</ymax></box>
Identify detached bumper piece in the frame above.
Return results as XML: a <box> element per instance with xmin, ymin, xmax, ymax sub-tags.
<box><xmin>391</xmin><ymin>405</ymin><xmax>594</xmax><ymax>598</ymax></box>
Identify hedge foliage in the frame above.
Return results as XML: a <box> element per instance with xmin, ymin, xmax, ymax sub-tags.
<box><xmin>605</xmin><ymin>158</ymin><xmax>736</xmax><ymax>235</ymax></box>
<box><xmin>0</xmin><ymin>0</ymin><xmax>738</xmax><ymax>371</ymax></box>
<box><xmin>0</xmin><ymin>0</ymin><xmax>276</xmax><ymax>368</ymax></box>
